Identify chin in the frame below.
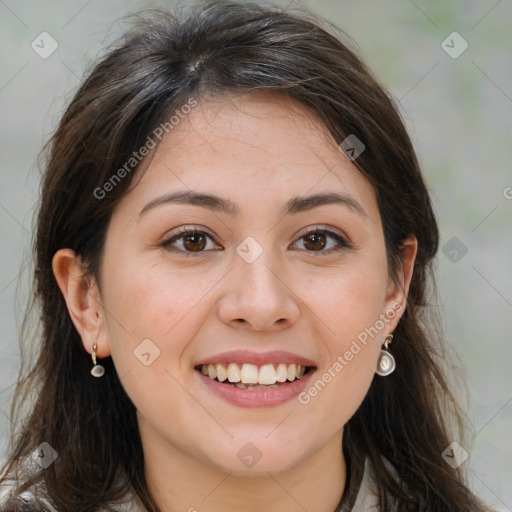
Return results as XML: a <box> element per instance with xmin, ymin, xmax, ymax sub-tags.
<box><xmin>201</xmin><ymin>437</ymin><xmax>311</xmax><ymax>476</ymax></box>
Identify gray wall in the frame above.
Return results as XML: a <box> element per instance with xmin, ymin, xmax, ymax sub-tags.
<box><xmin>1</xmin><ymin>0</ymin><xmax>511</xmax><ymax>509</ymax></box>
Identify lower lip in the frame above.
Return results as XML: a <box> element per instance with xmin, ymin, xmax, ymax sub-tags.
<box><xmin>196</xmin><ymin>369</ymin><xmax>316</xmax><ymax>408</ymax></box>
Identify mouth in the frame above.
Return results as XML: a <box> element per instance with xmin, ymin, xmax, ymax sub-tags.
<box><xmin>194</xmin><ymin>362</ymin><xmax>316</xmax><ymax>390</ymax></box>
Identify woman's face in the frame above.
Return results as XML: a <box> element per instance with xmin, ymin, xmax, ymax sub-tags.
<box><xmin>93</xmin><ymin>91</ymin><xmax>415</xmax><ymax>476</ymax></box>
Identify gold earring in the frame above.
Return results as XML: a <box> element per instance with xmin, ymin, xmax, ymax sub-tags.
<box><xmin>90</xmin><ymin>341</ymin><xmax>105</xmax><ymax>378</ymax></box>
<box><xmin>376</xmin><ymin>333</ymin><xmax>396</xmax><ymax>376</ymax></box>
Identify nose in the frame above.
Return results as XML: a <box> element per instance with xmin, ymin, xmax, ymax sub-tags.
<box><xmin>216</xmin><ymin>252</ymin><xmax>300</xmax><ymax>332</ymax></box>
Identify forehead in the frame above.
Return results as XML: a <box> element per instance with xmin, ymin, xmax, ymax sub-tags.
<box><xmin>124</xmin><ymin>90</ymin><xmax>379</xmax><ymax>222</ymax></box>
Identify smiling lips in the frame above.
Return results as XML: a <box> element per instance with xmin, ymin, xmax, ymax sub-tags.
<box><xmin>194</xmin><ymin>350</ymin><xmax>317</xmax><ymax>406</ymax></box>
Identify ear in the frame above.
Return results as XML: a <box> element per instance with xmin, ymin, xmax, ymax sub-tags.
<box><xmin>383</xmin><ymin>235</ymin><xmax>418</xmax><ymax>332</ymax></box>
<box><xmin>52</xmin><ymin>248</ymin><xmax>111</xmax><ymax>358</ymax></box>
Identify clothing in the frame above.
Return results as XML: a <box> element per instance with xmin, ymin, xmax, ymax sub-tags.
<box><xmin>339</xmin><ymin>457</ymin><xmax>380</xmax><ymax>511</ymax></box>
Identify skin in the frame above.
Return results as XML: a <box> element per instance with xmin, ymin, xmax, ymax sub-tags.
<box><xmin>53</xmin><ymin>90</ymin><xmax>417</xmax><ymax>512</ymax></box>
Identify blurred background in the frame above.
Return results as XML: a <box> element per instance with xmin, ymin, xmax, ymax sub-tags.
<box><xmin>0</xmin><ymin>0</ymin><xmax>511</xmax><ymax>509</ymax></box>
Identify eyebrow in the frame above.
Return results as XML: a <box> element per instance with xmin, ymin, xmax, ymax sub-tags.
<box><xmin>138</xmin><ymin>190</ymin><xmax>368</xmax><ymax>219</ymax></box>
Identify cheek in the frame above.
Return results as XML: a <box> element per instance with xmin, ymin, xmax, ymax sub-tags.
<box><xmin>101</xmin><ymin>250</ymin><xmax>221</xmax><ymax>381</ymax></box>
<box><xmin>305</xmin><ymin>254</ymin><xmax>389</xmax><ymax>345</ymax></box>
<box><xmin>102</xmin><ymin>250</ymin><xmax>200</xmax><ymax>335</ymax></box>
<box><xmin>99</xmin><ymin>259</ymin><xmax>200</xmax><ymax>420</ymax></box>
<box><xmin>294</xmin><ymin>252</ymin><xmax>387</xmax><ymax>418</ymax></box>
<box><xmin>299</xmin><ymin>326</ymin><xmax>380</xmax><ymax>431</ymax></box>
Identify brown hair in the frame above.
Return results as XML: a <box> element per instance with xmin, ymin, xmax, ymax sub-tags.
<box><xmin>1</xmin><ymin>1</ymin><xmax>486</xmax><ymax>511</ymax></box>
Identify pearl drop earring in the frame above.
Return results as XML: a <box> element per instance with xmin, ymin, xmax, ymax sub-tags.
<box><xmin>90</xmin><ymin>342</ymin><xmax>105</xmax><ymax>378</ymax></box>
<box><xmin>376</xmin><ymin>333</ymin><xmax>396</xmax><ymax>376</ymax></box>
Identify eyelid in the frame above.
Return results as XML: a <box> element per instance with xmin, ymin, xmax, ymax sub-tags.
<box><xmin>164</xmin><ymin>224</ymin><xmax>216</xmax><ymax>240</ymax></box>
<box><xmin>299</xmin><ymin>225</ymin><xmax>347</xmax><ymax>240</ymax></box>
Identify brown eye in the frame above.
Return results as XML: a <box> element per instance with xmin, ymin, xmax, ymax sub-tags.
<box><xmin>293</xmin><ymin>228</ymin><xmax>351</xmax><ymax>255</ymax></box>
<box><xmin>303</xmin><ymin>232</ymin><xmax>327</xmax><ymax>251</ymax></box>
<box><xmin>161</xmin><ymin>228</ymin><xmax>220</xmax><ymax>256</ymax></box>
<box><xmin>182</xmin><ymin>232</ymin><xmax>207</xmax><ymax>252</ymax></box>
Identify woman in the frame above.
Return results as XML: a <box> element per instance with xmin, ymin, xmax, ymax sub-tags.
<box><xmin>0</xmin><ymin>1</ymin><xmax>500</xmax><ymax>511</ymax></box>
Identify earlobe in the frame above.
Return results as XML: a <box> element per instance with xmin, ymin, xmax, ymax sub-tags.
<box><xmin>52</xmin><ymin>248</ymin><xmax>111</xmax><ymax>358</ymax></box>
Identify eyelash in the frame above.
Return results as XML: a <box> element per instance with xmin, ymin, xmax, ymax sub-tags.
<box><xmin>160</xmin><ymin>225</ymin><xmax>354</xmax><ymax>257</ymax></box>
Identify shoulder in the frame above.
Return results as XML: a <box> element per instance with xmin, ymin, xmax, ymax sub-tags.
<box><xmin>477</xmin><ymin>497</ymin><xmax>507</xmax><ymax>512</ymax></box>
<box><xmin>0</xmin><ymin>476</ymin><xmax>57</xmax><ymax>511</ymax></box>
<box><xmin>348</xmin><ymin>457</ymin><xmax>381</xmax><ymax>511</ymax></box>
<box><xmin>0</xmin><ymin>455</ymin><xmax>57</xmax><ymax>511</ymax></box>
<box><xmin>0</xmin><ymin>480</ymin><xmax>146</xmax><ymax>512</ymax></box>
<box><xmin>344</xmin><ymin>457</ymin><xmax>505</xmax><ymax>512</ymax></box>
<box><xmin>0</xmin><ymin>459</ymin><xmax>146</xmax><ymax>512</ymax></box>
<box><xmin>99</xmin><ymin>490</ymin><xmax>147</xmax><ymax>512</ymax></box>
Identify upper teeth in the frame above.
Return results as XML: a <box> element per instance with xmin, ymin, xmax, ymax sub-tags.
<box><xmin>200</xmin><ymin>363</ymin><xmax>307</xmax><ymax>385</ymax></box>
